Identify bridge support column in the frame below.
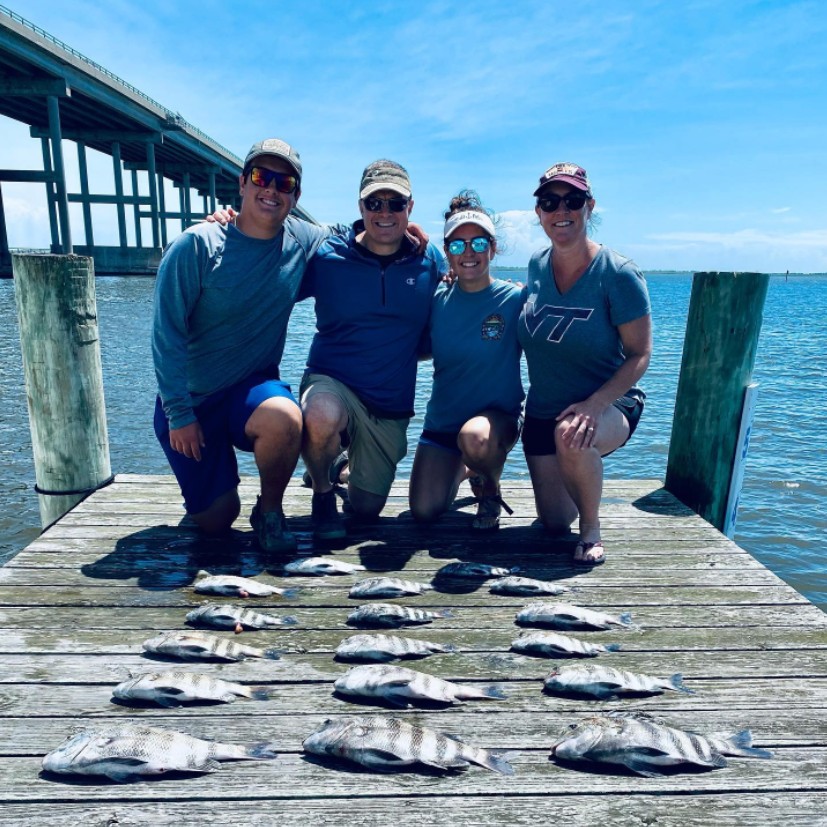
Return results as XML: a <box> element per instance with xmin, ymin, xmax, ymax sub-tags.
<box><xmin>76</xmin><ymin>142</ymin><xmax>94</xmax><ymax>247</ymax></box>
<box><xmin>131</xmin><ymin>169</ymin><xmax>142</xmax><ymax>246</ymax></box>
<box><xmin>47</xmin><ymin>95</ymin><xmax>72</xmax><ymax>253</ymax></box>
<box><xmin>157</xmin><ymin>172</ymin><xmax>168</xmax><ymax>246</ymax></box>
<box><xmin>111</xmin><ymin>141</ymin><xmax>128</xmax><ymax>247</ymax></box>
<box><xmin>0</xmin><ymin>183</ymin><xmax>9</xmax><ymax>267</ymax></box>
<box><xmin>146</xmin><ymin>142</ymin><xmax>160</xmax><ymax>248</ymax></box>
<box><xmin>39</xmin><ymin>136</ymin><xmax>60</xmax><ymax>252</ymax></box>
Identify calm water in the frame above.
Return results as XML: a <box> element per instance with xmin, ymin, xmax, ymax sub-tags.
<box><xmin>1</xmin><ymin>272</ymin><xmax>825</xmax><ymax>609</ymax></box>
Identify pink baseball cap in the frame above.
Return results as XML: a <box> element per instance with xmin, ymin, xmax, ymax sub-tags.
<box><xmin>533</xmin><ymin>162</ymin><xmax>591</xmax><ymax>196</ymax></box>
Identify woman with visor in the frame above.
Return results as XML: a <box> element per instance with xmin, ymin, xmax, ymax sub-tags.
<box><xmin>518</xmin><ymin>163</ymin><xmax>652</xmax><ymax>566</ymax></box>
<box><xmin>409</xmin><ymin>191</ymin><xmax>525</xmax><ymax>531</ymax></box>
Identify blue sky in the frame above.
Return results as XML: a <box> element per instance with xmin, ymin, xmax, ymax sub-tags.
<box><xmin>3</xmin><ymin>0</ymin><xmax>827</xmax><ymax>271</ymax></box>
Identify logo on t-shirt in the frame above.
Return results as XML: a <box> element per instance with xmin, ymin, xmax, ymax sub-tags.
<box><xmin>522</xmin><ymin>300</ymin><xmax>593</xmax><ymax>342</ymax></box>
<box><xmin>481</xmin><ymin>313</ymin><xmax>505</xmax><ymax>341</ymax></box>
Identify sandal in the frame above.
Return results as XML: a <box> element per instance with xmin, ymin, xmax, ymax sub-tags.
<box><xmin>472</xmin><ymin>491</ymin><xmax>514</xmax><ymax>531</ymax></box>
<box><xmin>573</xmin><ymin>540</ymin><xmax>605</xmax><ymax>567</ymax></box>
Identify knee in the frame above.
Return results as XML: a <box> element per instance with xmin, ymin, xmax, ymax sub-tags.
<box><xmin>192</xmin><ymin>491</ymin><xmax>240</xmax><ymax>535</ymax></box>
<box><xmin>457</xmin><ymin>430</ymin><xmax>490</xmax><ymax>465</ymax></box>
<box><xmin>302</xmin><ymin>395</ymin><xmax>344</xmax><ymax>441</ymax></box>
<box><xmin>248</xmin><ymin>400</ymin><xmax>302</xmax><ymax>445</ymax></box>
<box><xmin>410</xmin><ymin>500</ymin><xmax>442</xmax><ymax>524</ymax></box>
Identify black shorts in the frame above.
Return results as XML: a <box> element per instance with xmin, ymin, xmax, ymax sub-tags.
<box><xmin>522</xmin><ymin>394</ymin><xmax>644</xmax><ymax>457</ymax></box>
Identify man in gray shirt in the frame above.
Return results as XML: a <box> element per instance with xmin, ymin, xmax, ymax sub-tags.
<box><xmin>152</xmin><ymin>138</ymin><xmax>336</xmax><ymax>553</ymax></box>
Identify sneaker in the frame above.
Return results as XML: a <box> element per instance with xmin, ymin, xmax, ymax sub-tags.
<box><xmin>249</xmin><ymin>497</ymin><xmax>297</xmax><ymax>553</ymax></box>
<box><xmin>311</xmin><ymin>489</ymin><xmax>347</xmax><ymax>541</ymax></box>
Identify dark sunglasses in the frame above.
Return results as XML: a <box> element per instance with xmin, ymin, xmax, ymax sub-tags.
<box><xmin>248</xmin><ymin>166</ymin><xmax>299</xmax><ymax>194</ymax></box>
<box><xmin>446</xmin><ymin>236</ymin><xmax>491</xmax><ymax>255</ymax></box>
<box><xmin>537</xmin><ymin>192</ymin><xmax>589</xmax><ymax>212</ymax></box>
<box><xmin>362</xmin><ymin>195</ymin><xmax>410</xmax><ymax>213</ymax></box>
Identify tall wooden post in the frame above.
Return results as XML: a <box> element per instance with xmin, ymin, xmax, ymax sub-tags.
<box><xmin>12</xmin><ymin>253</ymin><xmax>112</xmax><ymax>529</ymax></box>
<box><xmin>665</xmin><ymin>271</ymin><xmax>769</xmax><ymax>532</ymax></box>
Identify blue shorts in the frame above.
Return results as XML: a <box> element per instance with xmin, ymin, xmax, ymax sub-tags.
<box><xmin>522</xmin><ymin>394</ymin><xmax>644</xmax><ymax>457</ymax></box>
<box><xmin>154</xmin><ymin>373</ymin><xmax>297</xmax><ymax>514</ymax></box>
<box><xmin>419</xmin><ymin>414</ymin><xmax>524</xmax><ymax>458</ymax></box>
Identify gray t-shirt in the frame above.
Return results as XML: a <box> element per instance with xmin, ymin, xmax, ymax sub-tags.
<box><xmin>152</xmin><ymin>217</ymin><xmax>332</xmax><ymax>430</ymax></box>
<box><xmin>518</xmin><ymin>245</ymin><xmax>650</xmax><ymax>419</ymax></box>
<box><xmin>424</xmin><ymin>279</ymin><xmax>526</xmax><ymax>433</ymax></box>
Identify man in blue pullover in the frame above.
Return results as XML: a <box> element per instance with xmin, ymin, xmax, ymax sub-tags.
<box><xmin>299</xmin><ymin>160</ymin><xmax>447</xmax><ymax>541</ymax></box>
<box><xmin>153</xmin><ymin>138</ymin><xmax>339</xmax><ymax>553</ymax></box>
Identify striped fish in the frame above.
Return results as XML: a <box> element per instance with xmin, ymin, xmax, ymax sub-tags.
<box><xmin>112</xmin><ymin>671</ymin><xmax>272</xmax><ymax>706</ymax></box>
<box><xmin>347</xmin><ymin>603</ymin><xmax>453</xmax><ymax>628</ymax></box>
<box><xmin>551</xmin><ymin>712</ymin><xmax>771</xmax><ymax>776</ymax></box>
<box><xmin>193</xmin><ymin>571</ymin><xmax>296</xmax><ymax>598</ymax></box>
<box><xmin>436</xmin><ymin>562</ymin><xmax>518</xmax><ymax>579</ymax></box>
<box><xmin>284</xmin><ymin>557</ymin><xmax>366</xmax><ymax>576</ymax></box>
<box><xmin>141</xmin><ymin>631</ymin><xmax>281</xmax><ymax>662</ymax></box>
<box><xmin>333</xmin><ymin>664</ymin><xmax>505</xmax><ymax>707</ymax></box>
<box><xmin>42</xmin><ymin>723</ymin><xmax>278</xmax><ymax>782</ymax></box>
<box><xmin>303</xmin><ymin>716</ymin><xmax>513</xmax><ymax>775</ymax></box>
<box><xmin>186</xmin><ymin>604</ymin><xmax>297</xmax><ymax>632</ymax></box>
<box><xmin>516</xmin><ymin>602</ymin><xmax>635</xmax><ymax>631</ymax></box>
<box><xmin>511</xmin><ymin>631</ymin><xmax>621</xmax><ymax>659</ymax></box>
<box><xmin>543</xmin><ymin>664</ymin><xmax>694</xmax><ymax>699</ymax></box>
<box><xmin>348</xmin><ymin>577</ymin><xmax>434</xmax><ymax>599</ymax></box>
<box><xmin>335</xmin><ymin>634</ymin><xmax>458</xmax><ymax>663</ymax></box>
<box><xmin>490</xmin><ymin>576</ymin><xmax>572</xmax><ymax>596</ymax></box>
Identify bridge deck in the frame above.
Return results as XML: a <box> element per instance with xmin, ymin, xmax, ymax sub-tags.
<box><xmin>1</xmin><ymin>475</ymin><xmax>826</xmax><ymax>825</ymax></box>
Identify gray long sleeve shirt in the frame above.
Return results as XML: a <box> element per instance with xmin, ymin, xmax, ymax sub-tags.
<box><xmin>152</xmin><ymin>217</ymin><xmax>333</xmax><ymax>430</ymax></box>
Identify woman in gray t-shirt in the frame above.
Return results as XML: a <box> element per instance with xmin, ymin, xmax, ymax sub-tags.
<box><xmin>409</xmin><ymin>192</ymin><xmax>524</xmax><ymax>531</ymax></box>
<box><xmin>517</xmin><ymin>163</ymin><xmax>652</xmax><ymax>566</ymax></box>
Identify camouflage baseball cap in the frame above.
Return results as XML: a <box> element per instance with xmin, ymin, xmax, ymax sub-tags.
<box><xmin>244</xmin><ymin>138</ymin><xmax>302</xmax><ymax>179</ymax></box>
<box><xmin>533</xmin><ymin>162</ymin><xmax>591</xmax><ymax>196</ymax></box>
<box><xmin>359</xmin><ymin>160</ymin><xmax>412</xmax><ymax>199</ymax></box>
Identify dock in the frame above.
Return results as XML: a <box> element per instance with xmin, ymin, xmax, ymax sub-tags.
<box><xmin>1</xmin><ymin>474</ymin><xmax>826</xmax><ymax>825</ymax></box>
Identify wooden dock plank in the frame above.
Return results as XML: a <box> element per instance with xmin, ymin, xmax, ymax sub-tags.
<box><xmin>1</xmin><ymin>475</ymin><xmax>825</xmax><ymax>825</ymax></box>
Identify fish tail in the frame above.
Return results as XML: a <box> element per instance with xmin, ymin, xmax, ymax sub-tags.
<box><xmin>442</xmin><ymin>643</ymin><xmax>460</xmax><ymax>653</ymax></box>
<box><xmin>716</xmin><ymin>730</ymin><xmax>773</xmax><ymax>759</ymax></box>
<box><xmin>250</xmin><ymin>687</ymin><xmax>274</xmax><ymax>702</ymax></box>
<box><xmin>478</xmin><ymin>684</ymin><xmax>507</xmax><ymax>700</ymax></box>
<box><xmin>478</xmin><ymin>750</ymin><xmax>515</xmax><ymax>775</ymax></box>
<box><xmin>263</xmin><ymin>648</ymin><xmax>282</xmax><ymax>660</ymax></box>
<box><xmin>437</xmin><ymin>609</ymin><xmax>455</xmax><ymax>618</ymax></box>
<box><xmin>281</xmin><ymin>616</ymin><xmax>299</xmax><ymax>626</ymax></box>
<box><xmin>619</xmin><ymin>612</ymin><xmax>634</xmax><ymax>626</ymax></box>
<box><xmin>280</xmin><ymin>588</ymin><xmax>300</xmax><ymax>599</ymax></box>
<box><xmin>244</xmin><ymin>741</ymin><xmax>280</xmax><ymax>760</ymax></box>
<box><xmin>509</xmin><ymin>566</ymin><xmax>521</xmax><ymax>574</ymax></box>
<box><xmin>605</xmin><ymin>643</ymin><xmax>622</xmax><ymax>652</ymax></box>
<box><xmin>670</xmin><ymin>673</ymin><xmax>695</xmax><ymax>694</ymax></box>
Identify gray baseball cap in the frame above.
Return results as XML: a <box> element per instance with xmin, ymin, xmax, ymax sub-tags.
<box><xmin>359</xmin><ymin>160</ymin><xmax>412</xmax><ymax>199</ymax></box>
<box><xmin>243</xmin><ymin>138</ymin><xmax>302</xmax><ymax>179</ymax></box>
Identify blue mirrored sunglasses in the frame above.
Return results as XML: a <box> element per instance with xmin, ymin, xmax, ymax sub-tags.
<box><xmin>446</xmin><ymin>236</ymin><xmax>491</xmax><ymax>255</ymax></box>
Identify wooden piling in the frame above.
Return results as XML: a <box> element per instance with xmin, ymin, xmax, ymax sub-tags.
<box><xmin>665</xmin><ymin>271</ymin><xmax>769</xmax><ymax>531</ymax></box>
<box><xmin>12</xmin><ymin>253</ymin><xmax>112</xmax><ymax>529</ymax></box>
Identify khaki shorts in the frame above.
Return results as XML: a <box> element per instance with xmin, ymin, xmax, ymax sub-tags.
<box><xmin>300</xmin><ymin>373</ymin><xmax>409</xmax><ymax>497</ymax></box>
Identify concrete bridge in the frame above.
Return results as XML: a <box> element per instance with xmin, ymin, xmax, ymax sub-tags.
<box><xmin>0</xmin><ymin>6</ymin><xmax>314</xmax><ymax>276</ymax></box>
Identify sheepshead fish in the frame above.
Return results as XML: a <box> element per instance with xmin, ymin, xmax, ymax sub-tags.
<box><xmin>543</xmin><ymin>664</ymin><xmax>693</xmax><ymax>699</ymax></box>
<box><xmin>335</xmin><ymin>634</ymin><xmax>458</xmax><ymax>663</ymax></box>
<box><xmin>112</xmin><ymin>671</ymin><xmax>272</xmax><ymax>706</ymax></box>
<box><xmin>349</xmin><ymin>577</ymin><xmax>434</xmax><ymax>599</ymax></box>
<box><xmin>333</xmin><ymin>664</ymin><xmax>505</xmax><ymax>707</ymax></box>
<box><xmin>490</xmin><ymin>576</ymin><xmax>572</xmax><ymax>596</ymax></box>
<box><xmin>303</xmin><ymin>716</ymin><xmax>513</xmax><ymax>775</ymax></box>
<box><xmin>186</xmin><ymin>604</ymin><xmax>297</xmax><ymax>632</ymax></box>
<box><xmin>511</xmin><ymin>631</ymin><xmax>621</xmax><ymax>659</ymax></box>
<box><xmin>284</xmin><ymin>557</ymin><xmax>366</xmax><ymax>576</ymax></box>
<box><xmin>347</xmin><ymin>603</ymin><xmax>454</xmax><ymax>628</ymax></box>
<box><xmin>142</xmin><ymin>631</ymin><xmax>280</xmax><ymax>662</ymax></box>
<box><xmin>193</xmin><ymin>570</ymin><xmax>295</xmax><ymax>598</ymax></box>
<box><xmin>436</xmin><ymin>562</ymin><xmax>518</xmax><ymax>579</ymax></box>
<box><xmin>551</xmin><ymin>712</ymin><xmax>771</xmax><ymax>776</ymax></box>
<box><xmin>42</xmin><ymin>723</ymin><xmax>278</xmax><ymax>782</ymax></box>
<box><xmin>516</xmin><ymin>602</ymin><xmax>635</xmax><ymax>631</ymax></box>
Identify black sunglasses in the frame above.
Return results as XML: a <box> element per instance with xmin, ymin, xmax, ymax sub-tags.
<box><xmin>248</xmin><ymin>166</ymin><xmax>299</xmax><ymax>194</ymax></box>
<box><xmin>362</xmin><ymin>195</ymin><xmax>410</xmax><ymax>213</ymax></box>
<box><xmin>537</xmin><ymin>192</ymin><xmax>589</xmax><ymax>212</ymax></box>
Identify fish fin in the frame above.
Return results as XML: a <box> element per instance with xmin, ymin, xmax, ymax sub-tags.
<box><xmin>250</xmin><ymin>688</ymin><xmax>273</xmax><ymax>701</ymax></box>
<box><xmin>480</xmin><ymin>685</ymin><xmax>507</xmax><ymax>700</ymax></box>
<box><xmin>479</xmin><ymin>752</ymin><xmax>515</xmax><ymax>776</ymax></box>
<box><xmin>245</xmin><ymin>741</ymin><xmax>279</xmax><ymax>760</ymax></box>
<box><xmin>153</xmin><ymin>689</ymin><xmax>186</xmax><ymax>708</ymax></box>
<box><xmin>619</xmin><ymin>612</ymin><xmax>634</xmax><ymax>626</ymax></box>
<box><xmin>714</xmin><ymin>730</ymin><xmax>773</xmax><ymax>759</ymax></box>
<box><xmin>421</xmin><ymin>757</ymin><xmax>468</xmax><ymax>772</ymax></box>
<box><xmin>442</xmin><ymin>644</ymin><xmax>460</xmax><ymax>654</ymax></box>
<box><xmin>195</xmin><ymin>569</ymin><xmax>211</xmax><ymax>578</ymax></box>
<box><xmin>98</xmin><ymin>758</ymin><xmax>153</xmax><ymax>783</ymax></box>
<box><xmin>281</xmin><ymin>616</ymin><xmax>299</xmax><ymax>626</ymax></box>
<box><xmin>670</xmin><ymin>673</ymin><xmax>695</xmax><ymax>694</ymax></box>
<box><xmin>618</xmin><ymin>756</ymin><xmax>670</xmax><ymax>778</ymax></box>
<box><xmin>218</xmin><ymin>693</ymin><xmax>239</xmax><ymax>704</ymax></box>
<box><xmin>605</xmin><ymin>643</ymin><xmax>622</xmax><ymax>652</ymax></box>
<box><xmin>263</xmin><ymin>648</ymin><xmax>282</xmax><ymax>660</ymax></box>
<box><xmin>280</xmin><ymin>588</ymin><xmax>300</xmax><ymax>599</ymax></box>
<box><xmin>357</xmin><ymin>748</ymin><xmax>407</xmax><ymax>768</ymax></box>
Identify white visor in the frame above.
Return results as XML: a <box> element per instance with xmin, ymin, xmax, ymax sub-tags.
<box><xmin>443</xmin><ymin>210</ymin><xmax>496</xmax><ymax>240</ymax></box>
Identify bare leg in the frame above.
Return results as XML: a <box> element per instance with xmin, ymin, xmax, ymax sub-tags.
<box><xmin>245</xmin><ymin>397</ymin><xmax>303</xmax><ymax>512</ymax></box>
<box><xmin>458</xmin><ymin>411</ymin><xmax>519</xmax><ymax>497</ymax></box>
<box><xmin>409</xmin><ymin>443</ymin><xmax>466</xmax><ymax>523</ymax></box>
<box><xmin>302</xmin><ymin>392</ymin><xmax>349</xmax><ymax>495</ymax></box>
<box><xmin>526</xmin><ymin>453</ymin><xmax>578</xmax><ymax>534</ymax></box>
<box><xmin>190</xmin><ymin>488</ymin><xmax>241</xmax><ymax>535</ymax></box>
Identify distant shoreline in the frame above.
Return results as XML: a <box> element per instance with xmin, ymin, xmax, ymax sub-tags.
<box><xmin>492</xmin><ymin>266</ymin><xmax>827</xmax><ymax>277</ymax></box>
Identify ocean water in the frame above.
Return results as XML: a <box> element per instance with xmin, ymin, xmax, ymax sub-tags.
<box><xmin>1</xmin><ymin>272</ymin><xmax>825</xmax><ymax>609</ymax></box>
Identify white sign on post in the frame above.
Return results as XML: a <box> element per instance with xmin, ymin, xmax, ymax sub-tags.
<box><xmin>723</xmin><ymin>382</ymin><xmax>759</xmax><ymax>538</ymax></box>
